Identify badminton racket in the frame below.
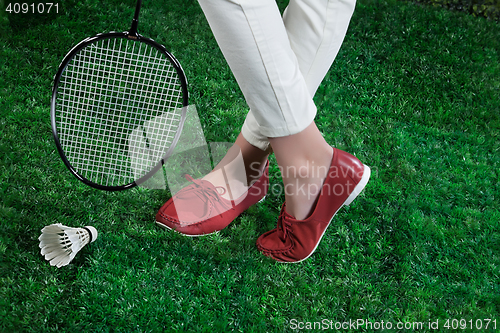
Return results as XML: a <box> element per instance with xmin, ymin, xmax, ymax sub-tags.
<box><xmin>50</xmin><ymin>0</ymin><xmax>188</xmax><ymax>191</ymax></box>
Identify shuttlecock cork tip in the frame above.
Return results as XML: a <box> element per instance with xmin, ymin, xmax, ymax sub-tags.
<box><xmin>83</xmin><ymin>226</ymin><xmax>98</xmax><ymax>243</ymax></box>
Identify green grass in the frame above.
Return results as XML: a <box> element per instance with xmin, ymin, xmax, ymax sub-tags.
<box><xmin>406</xmin><ymin>0</ymin><xmax>500</xmax><ymax>21</ymax></box>
<box><xmin>1</xmin><ymin>0</ymin><xmax>499</xmax><ymax>331</ymax></box>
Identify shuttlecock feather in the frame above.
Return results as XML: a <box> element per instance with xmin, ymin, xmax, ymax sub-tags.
<box><xmin>38</xmin><ymin>223</ymin><xmax>98</xmax><ymax>268</ymax></box>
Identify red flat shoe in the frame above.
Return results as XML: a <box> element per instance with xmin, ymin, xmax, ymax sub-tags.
<box><xmin>156</xmin><ymin>161</ymin><xmax>269</xmax><ymax>236</ymax></box>
<box><xmin>256</xmin><ymin>149</ymin><xmax>370</xmax><ymax>263</ymax></box>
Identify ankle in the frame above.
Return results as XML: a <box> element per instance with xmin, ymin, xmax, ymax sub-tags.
<box><xmin>280</xmin><ymin>148</ymin><xmax>332</xmax><ymax>181</ymax></box>
<box><xmin>280</xmin><ymin>149</ymin><xmax>334</xmax><ymax>220</ymax></box>
<box><xmin>246</xmin><ymin>159</ymin><xmax>267</xmax><ymax>186</ymax></box>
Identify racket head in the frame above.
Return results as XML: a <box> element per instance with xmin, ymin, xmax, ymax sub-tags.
<box><xmin>51</xmin><ymin>32</ymin><xmax>188</xmax><ymax>191</ymax></box>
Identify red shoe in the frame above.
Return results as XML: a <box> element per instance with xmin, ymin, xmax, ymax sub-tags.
<box><xmin>156</xmin><ymin>161</ymin><xmax>269</xmax><ymax>236</ymax></box>
<box><xmin>256</xmin><ymin>149</ymin><xmax>370</xmax><ymax>263</ymax></box>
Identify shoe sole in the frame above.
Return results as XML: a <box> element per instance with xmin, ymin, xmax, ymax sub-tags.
<box><xmin>278</xmin><ymin>164</ymin><xmax>371</xmax><ymax>264</ymax></box>
<box><xmin>155</xmin><ymin>195</ymin><xmax>267</xmax><ymax>237</ymax></box>
<box><xmin>155</xmin><ymin>220</ymin><xmax>210</xmax><ymax>237</ymax></box>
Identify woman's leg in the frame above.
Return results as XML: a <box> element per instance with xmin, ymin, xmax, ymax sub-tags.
<box><xmin>269</xmin><ymin>123</ymin><xmax>333</xmax><ymax>220</ymax></box>
<box><xmin>270</xmin><ymin>0</ymin><xmax>357</xmax><ymax>219</ymax></box>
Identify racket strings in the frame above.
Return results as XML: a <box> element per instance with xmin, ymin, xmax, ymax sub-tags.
<box><xmin>56</xmin><ymin>37</ymin><xmax>184</xmax><ymax>187</ymax></box>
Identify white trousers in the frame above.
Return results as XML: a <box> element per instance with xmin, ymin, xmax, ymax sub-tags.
<box><xmin>197</xmin><ymin>0</ymin><xmax>357</xmax><ymax>150</ymax></box>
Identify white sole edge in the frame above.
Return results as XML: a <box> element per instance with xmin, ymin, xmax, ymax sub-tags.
<box><xmin>345</xmin><ymin>164</ymin><xmax>371</xmax><ymax>206</ymax></box>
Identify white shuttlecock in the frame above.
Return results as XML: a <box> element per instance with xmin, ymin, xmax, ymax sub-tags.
<box><xmin>38</xmin><ymin>223</ymin><xmax>98</xmax><ymax>268</ymax></box>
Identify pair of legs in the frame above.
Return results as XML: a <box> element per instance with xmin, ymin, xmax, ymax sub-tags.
<box><xmin>198</xmin><ymin>0</ymin><xmax>357</xmax><ymax>219</ymax></box>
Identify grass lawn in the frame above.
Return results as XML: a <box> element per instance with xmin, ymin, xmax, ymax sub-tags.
<box><xmin>1</xmin><ymin>0</ymin><xmax>499</xmax><ymax>331</ymax></box>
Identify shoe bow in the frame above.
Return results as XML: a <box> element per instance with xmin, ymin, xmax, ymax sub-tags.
<box><xmin>277</xmin><ymin>205</ymin><xmax>293</xmax><ymax>242</ymax></box>
<box><xmin>178</xmin><ymin>175</ymin><xmax>233</xmax><ymax>214</ymax></box>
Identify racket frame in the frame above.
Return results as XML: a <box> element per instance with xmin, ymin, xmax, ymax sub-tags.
<box><xmin>50</xmin><ymin>31</ymin><xmax>189</xmax><ymax>191</ymax></box>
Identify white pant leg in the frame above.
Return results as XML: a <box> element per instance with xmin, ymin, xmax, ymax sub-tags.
<box><xmin>197</xmin><ymin>0</ymin><xmax>356</xmax><ymax>151</ymax></box>
<box><xmin>284</xmin><ymin>0</ymin><xmax>357</xmax><ymax>97</ymax></box>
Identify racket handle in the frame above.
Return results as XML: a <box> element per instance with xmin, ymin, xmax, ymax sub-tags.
<box><xmin>128</xmin><ymin>0</ymin><xmax>143</xmax><ymax>38</ymax></box>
